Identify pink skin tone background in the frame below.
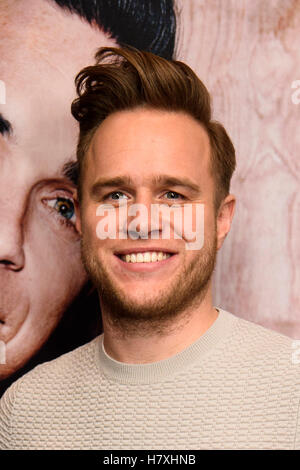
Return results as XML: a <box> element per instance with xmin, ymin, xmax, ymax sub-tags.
<box><xmin>0</xmin><ymin>0</ymin><xmax>116</xmax><ymax>379</ymax></box>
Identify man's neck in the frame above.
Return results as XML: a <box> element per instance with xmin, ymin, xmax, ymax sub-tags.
<box><xmin>100</xmin><ymin>292</ymin><xmax>219</xmax><ymax>364</ymax></box>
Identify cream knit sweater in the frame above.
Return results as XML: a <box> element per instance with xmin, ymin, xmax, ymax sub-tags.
<box><xmin>0</xmin><ymin>308</ymin><xmax>300</xmax><ymax>450</ymax></box>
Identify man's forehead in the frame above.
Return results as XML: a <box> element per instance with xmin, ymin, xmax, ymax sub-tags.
<box><xmin>92</xmin><ymin>109</ymin><xmax>211</xmax><ymax>147</ymax></box>
<box><xmin>85</xmin><ymin>133</ymin><xmax>212</xmax><ymax>195</ymax></box>
<box><xmin>88</xmin><ymin>110</ymin><xmax>212</xmax><ymax>171</ymax></box>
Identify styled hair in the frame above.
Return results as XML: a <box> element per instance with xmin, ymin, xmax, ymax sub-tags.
<box><xmin>71</xmin><ymin>46</ymin><xmax>236</xmax><ymax>210</ymax></box>
<box><xmin>52</xmin><ymin>0</ymin><xmax>176</xmax><ymax>60</ymax></box>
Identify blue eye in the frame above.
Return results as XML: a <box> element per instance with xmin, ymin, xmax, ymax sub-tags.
<box><xmin>54</xmin><ymin>197</ymin><xmax>75</xmax><ymax>219</ymax></box>
<box><xmin>46</xmin><ymin>197</ymin><xmax>75</xmax><ymax>221</ymax></box>
<box><xmin>108</xmin><ymin>191</ymin><xmax>128</xmax><ymax>200</ymax></box>
<box><xmin>164</xmin><ymin>191</ymin><xmax>183</xmax><ymax>200</ymax></box>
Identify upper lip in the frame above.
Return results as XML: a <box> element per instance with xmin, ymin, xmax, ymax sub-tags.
<box><xmin>114</xmin><ymin>247</ymin><xmax>178</xmax><ymax>256</ymax></box>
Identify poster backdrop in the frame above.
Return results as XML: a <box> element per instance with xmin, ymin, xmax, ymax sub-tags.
<box><xmin>0</xmin><ymin>0</ymin><xmax>176</xmax><ymax>394</ymax></box>
<box><xmin>176</xmin><ymin>0</ymin><xmax>300</xmax><ymax>337</ymax></box>
<box><xmin>0</xmin><ymin>0</ymin><xmax>299</xmax><ymax>395</ymax></box>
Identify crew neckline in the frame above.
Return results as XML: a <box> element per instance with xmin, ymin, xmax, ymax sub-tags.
<box><xmin>95</xmin><ymin>308</ymin><xmax>238</xmax><ymax>384</ymax></box>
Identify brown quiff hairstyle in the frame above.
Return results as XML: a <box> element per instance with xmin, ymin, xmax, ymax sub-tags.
<box><xmin>71</xmin><ymin>46</ymin><xmax>236</xmax><ymax>210</ymax></box>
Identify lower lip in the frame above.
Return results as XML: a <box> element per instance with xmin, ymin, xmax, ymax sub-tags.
<box><xmin>114</xmin><ymin>254</ymin><xmax>177</xmax><ymax>272</ymax></box>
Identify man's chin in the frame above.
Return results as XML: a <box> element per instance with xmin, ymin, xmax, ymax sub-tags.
<box><xmin>104</xmin><ymin>296</ymin><xmax>164</xmax><ymax>319</ymax></box>
<box><xmin>102</xmin><ymin>282</ymin><xmax>172</xmax><ymax>313</ymax></box>
<box><xmin>100</xmin><ymin>284</ymin><xmax>184</xmax><ymax>330</ymax></box>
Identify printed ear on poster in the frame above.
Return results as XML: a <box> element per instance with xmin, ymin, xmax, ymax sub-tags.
<box><xmin>0</xmin><ymin>80</ymin><xmax>6</xmax><ymax>104</ymax></box>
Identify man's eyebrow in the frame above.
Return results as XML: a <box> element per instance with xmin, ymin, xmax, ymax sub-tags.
<box><xmin>152</xmin><ymin>175</ymin><xmax>201</xmax><ymax>193</ymax></box>
<box><xmin>62</xmin><ymin>160</ymin><xmax>79</xmax><ymax>186</ymax></box>
<box><xmin>0</xmin><ymin>113</ymin><xmax>12</xmax><ymax>136</ymax></box>
<box><xmin>90</xmin><ymin>174</ymin><xmax>201</xmax><ymax>198</ymax></box>
<box><xmin>91</xmin><ymin>176</ymin><xmax>133</xmax><ymax>198</ymax></box>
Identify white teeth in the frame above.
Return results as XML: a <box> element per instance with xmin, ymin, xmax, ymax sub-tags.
<box><xmin>136</xmin><ymin>253</ymin><xmax>144</xmax><ymax>263</ymax></box>
<box><xmin>120</xmin><ymin>251</ymin><xmax>172</xmax><ymax>263</ymax></box>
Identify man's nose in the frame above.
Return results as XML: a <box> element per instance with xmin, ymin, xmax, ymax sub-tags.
<box><xmin>0</xmin><ymin>211</ymin><xmax>25</xmax><ymax>271</ymax></box>
<box><xmin>128</xmin><ymin>194</ymin><xmax>161</xmax><ymax>239</ymax></box>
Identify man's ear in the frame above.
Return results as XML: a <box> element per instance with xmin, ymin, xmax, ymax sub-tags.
<box><xmin>74</xmin><ymin>190</ymin><xmax>82</xmax><ymax>236</ymax></box>
<box><xmin>216</xmin><ymin>194</ymin><xmax>236</xmax><ymax>250</ymax></box>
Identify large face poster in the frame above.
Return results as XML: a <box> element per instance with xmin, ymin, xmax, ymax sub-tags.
<box><xmin>0</xmin><ymin>0</ymin><xmax>299</xmax><ymax>396</ymax></box>
<box><xmin>0</xmin><ymin>0</ymin><xmax>176</xmax><ymax>394</ymax></box>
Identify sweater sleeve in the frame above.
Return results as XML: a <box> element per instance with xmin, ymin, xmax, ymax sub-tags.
<box><xmin>0</xmin><ymin>379</ymin><xmax>22</xmax><ymax>450</ymax></box>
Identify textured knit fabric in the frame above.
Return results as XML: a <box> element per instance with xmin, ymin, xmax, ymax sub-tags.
<box><xmin>0</xmin><ymin>308</ymin><xmax>300</xmax><ymax>450</ymax></box>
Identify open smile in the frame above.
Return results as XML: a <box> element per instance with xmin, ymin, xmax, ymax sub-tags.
<box><xmin>114</xmin><ymin>248</ymin><xmax>178</xmax><ymax>272</ymax></box>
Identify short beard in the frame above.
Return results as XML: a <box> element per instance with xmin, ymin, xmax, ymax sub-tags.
<box><xmin>81</xmin><ymin>232</ymin><xmax>218</xmax><ymax>338</ymax></box>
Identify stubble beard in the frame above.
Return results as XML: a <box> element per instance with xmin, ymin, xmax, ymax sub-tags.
<box><xmin>81</xmin><ymin>231</ymin><xmax>218</xmax><ymax>338</ymax></box>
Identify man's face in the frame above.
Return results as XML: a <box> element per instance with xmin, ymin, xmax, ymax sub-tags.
<box><xmin>0</xmin><ymin>0</ymin><xmax>116</xmax><ymax>378</ymax></box>
<box><xmin>79</xmin><ymin>108</ymin><xmax>233</xmax><ymax>335</ymax></box>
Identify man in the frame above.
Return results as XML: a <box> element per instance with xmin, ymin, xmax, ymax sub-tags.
<box><xmin>1</xmin><ymin>46</ymin><xmax>299</xmax><ymax>450</ymax></box>
<box><xmin>0</xmin><ymin>0</ymin><xmax>176</xmax><ymax>391</ymax></box>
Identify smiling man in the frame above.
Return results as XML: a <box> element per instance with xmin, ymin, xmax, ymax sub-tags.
<box><xmin>0</xmin><ymin>0</ymin><xmax>176</xmax><ymax>390</ymax></box>
<box><xmin>0</xmin><ymin>47</ymin><xmax>299</xmax><ymax>450</ymax></box>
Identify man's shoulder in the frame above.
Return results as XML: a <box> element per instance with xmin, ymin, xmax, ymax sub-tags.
<box><xmin>0</xmin><ymin>336</ymin><xmax>103</xmax><ymax>449</ymax></box>
<box><xmin>227</xmin><ymin>309</ymin><xmax>294</xmax><ymax>345</ymax></box>
<box><xmin>35</xmin><ymin>334</ymin><xmax>100</xmax><ymax>375</ymax></box>
<box><xmin>6</xmin><ymin>335</ymin><xmax>101</xmax><ymax>398</ymax></box>
<box><xmin>220</xmin><ymin>308</ymin><xmax>298</xmax><ymax>370</ymax></box>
